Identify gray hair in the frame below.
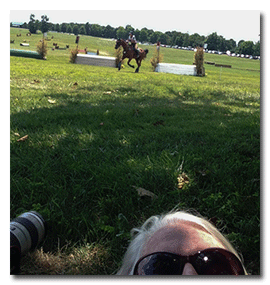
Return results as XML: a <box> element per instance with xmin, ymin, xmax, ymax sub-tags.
<box><xmin>116</xmin><ymin>210</ymin><xmax>247</xmax><ymax>275</ymax></box>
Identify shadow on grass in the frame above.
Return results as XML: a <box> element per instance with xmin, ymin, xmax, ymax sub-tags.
<box><xmin>10</xmin><ymin>94</ymin><xmax>260</xmax><ymax>274</ymax></box>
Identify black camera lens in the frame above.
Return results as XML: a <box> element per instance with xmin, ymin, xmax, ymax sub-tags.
<box><xmin>10</xmin><ymin>211</ymin><xmax>47</xmax><ymax>274</ymax></box>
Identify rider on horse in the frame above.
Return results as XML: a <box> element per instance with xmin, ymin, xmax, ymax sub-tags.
<box><xmin>128</xmin><ymin>31</ymin><xmax>140</xmax><ymax>58</ymax></box>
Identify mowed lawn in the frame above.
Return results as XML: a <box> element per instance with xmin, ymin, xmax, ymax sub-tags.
<box><xmin>10</xmin><ymin>28</ymin><xmax>260</xmax><ymax>275</ymax></box>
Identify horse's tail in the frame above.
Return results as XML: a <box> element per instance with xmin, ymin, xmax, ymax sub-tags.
<box><xmin>145</xmin><ymin>49</ymin><xmax>149</xmax><ymax>56</ymax></box>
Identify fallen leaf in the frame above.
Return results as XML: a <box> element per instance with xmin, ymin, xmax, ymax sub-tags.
<box><xmin>103</xmin><ymin>91</ymin><xmax>112</xmax><ymax>94</ymax></box>
<box><xmin>48</xmin><ymin>99</ymin><xmax>56</xmax><ymax>104</ymax></box>
<box><xmin>17</xmin><ymin>135</ymin><xmax>29</xmax><ymax>142</ymax></box>
<box><xmin>177</xmin><ymin>172</ymin><xmax>189</xmax><ymax>189</ymax></box>
<box><xmin>132</xmin><ymin>185</ymin><xmax>158</xmax><ymax>199</ymax></box>
<box><xmin>14</xmin><ymin>133</ymin><xmax>20</xmax><ymax>137</ymax></box>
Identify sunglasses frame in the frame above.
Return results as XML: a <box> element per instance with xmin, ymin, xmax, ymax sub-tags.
<box><xmin>133</xmin><ymin>247</ymin><xmax>245</xmax><ymax>275</ymax></box>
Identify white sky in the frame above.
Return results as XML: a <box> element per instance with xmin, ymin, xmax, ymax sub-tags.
<box><xmin>10</xmin><ymin>10</ymin><xmax>260</xmax><ymax>43</ymax></box>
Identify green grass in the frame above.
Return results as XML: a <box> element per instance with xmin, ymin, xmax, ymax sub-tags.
<box><xmin>10</xmin><ymin>28</ymin><xmax>260</xmax><ymax>275</ymax></box>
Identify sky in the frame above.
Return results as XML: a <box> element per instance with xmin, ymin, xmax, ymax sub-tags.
<box><xmin>10</xmin><ymin>10</ymin><xmax>260</xmax><ymax>43</ymax></box>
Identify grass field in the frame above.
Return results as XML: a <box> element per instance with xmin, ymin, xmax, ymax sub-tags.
<box><xmin>10</xmin><ymin>28</ymin><xmax>260</xmax><ymax>275</ymax></box>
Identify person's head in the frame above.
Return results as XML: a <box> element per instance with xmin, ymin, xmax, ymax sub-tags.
<box><xmin>117</xmin><ymin>210</ymin><xmax>247</xmax><ymax>275</ymax></box>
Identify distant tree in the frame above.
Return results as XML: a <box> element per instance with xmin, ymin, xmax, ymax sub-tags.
<box><xmin>104</xmin><ymin>25</ymin><xmax>115</xmax><ymax>38</ymax></box>
<box><xmin>168</xmin><ymin>31</ymin><xmax>180</xmax><ymax>46</ymax></box>
<box><xmin>67</xmin><ymin>24</ymin><xmax>72</xmax><ymax>34</ymax></box>
<box><xmin>55</xmin><ymin>23</ymin><xmax>60</xmax><ymax>32</ymax></box>
<box><xmin>139</xmin><ymin>29</ymin><xmax>148</xmax><ymax>42</ymax></box>
<box><xmin>150</xmin><ymin>31</ymin><xmax>162</xmax><ymax>44</ymax></box>
<box><xmin>22</xmin><ymin>22</ymin><xmax>28</xmax><ymax>29</ymax></box>
<box><xmin>217</xmin><ymin>35</ymin><xmax>227</xmax><ymax>52</ymax></box>
<box><xmin>253</xmin><ymin>41</ymin><xmax>260</xmax><ymax>56</ymax></box>
<box><xmin>61</xmin><ymin>23</ymin><xmax>67</xmax><ymax>33</ymax></box>
<box><xmin>226</xmin><ymin>38</ymin><xmax>236</xmax><ymax>52</ymax></box>
<box><xmin>79</xmin><ymin>26</ymin><xmax>86</xmax><ymax>35</ymax></box>
<box><xmin>40</xmin><ymin>15</ymin><xmax>49</xmax><ymax>34</ymax></box>
<box><xmin>206</xmin><ymin>32</ymin><xmax>219</xmax><ymax>50</ymax></box>
<box><xmin>159</xmin><ymin>32</ymin><xmax>170</xmax><ymax>45</ymax></box>
<box><xmin>125</xmin><ymin>24</ymin><xmax>134</xmax><ymax>34</ymax></box>
<box><xmin>85</xmin><ymin>22</ymin><xmax>91</xmax><ymax>35</ymax></box>
<box><xmin>134</xmin><ymin>29</ymin><xmax>141</xmax><ymax>41</ymax></box>
<box><xmin>238</xmin><ymin>41</ymin><xmax>254</xmax><ymax>55</ymax></box>
<box><xmin>90</xmin><ymin>24</ymin><xmax>102</xmax><ymax>37</ymax></box>
<box><xmin>73</xmin><ymin>24</ymin><xmax>79</xmax><ymax>35</ymax></box>
<box><xmin>189</xmin><ymin>33</ymin><xmax>204</xmax><ymax>48</ymax></box>
<box><xmin>182</xmin><ymin>33</ymin><xmax>189</xmax><ymax>47</ymax></box>
<box><xmin>116</xmin><ymin>26</ymin><xmax>126</xmax><ymax>39</ymax></box>
<box><xmin>237</xmin><ymin>40</ymin><xmax>245</xmax><ymax>47</ymax></box>
<box><xmin>28</xmin><ymin>14</ymin><xmax>37</xmax><ymax>34</ymax></box>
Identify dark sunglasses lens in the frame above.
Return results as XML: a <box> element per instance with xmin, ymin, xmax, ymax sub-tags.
<box><xmin>194</xmin><ymin>250</ymin><xmax>244</xmax><ymax>275</ymax></box>
<box><xmin>136</xmin><ymin>253</ymin><xmax>183</xmax><ymax>275</ymax></box>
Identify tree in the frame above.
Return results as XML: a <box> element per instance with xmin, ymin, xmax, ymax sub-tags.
<box><xmin>217</xmin><ymin>35</ymin><xmax>226</xmax><ymax>52</ymax></box>
<box><xmin>125</xmin><ymin>25</ymin><xmax>134</xmax><ymax>34</ymax></box>
<box><xmin>139</xmin><ymin>29</ymin><xmax>148</xmax><ymax>42</ymax></box>
<box><xmin>253</xmin><ymin>41</ymin><xmax>260</xmax><ymax>56</ymax></box>
<box><xmin>73</xmin><ymin>24</ymin><xmax>79</xmax><ymax>35</ymax></box>
<box><xmin>206</xmin><ymin>32</ymin><xmax>219</xmax><ymax>50</ymax></box>
<box><xmin>61</xmin><ymin>23</ymin><xmax>67</xmax><ymax>33</ymax></box>
<box><xmin>28</xmin><ymin>14</ymin><xmax>37</xmax><ymax>34</ymax></box>
<box><xmin>182</xmin><ymin>33</ymin><xmax>189</xmax><ymax>47</ymax></box>
<box><xmin>85</xmin><ymin>22</ymin><xmax>91</xmax><ymax>35</ymax></box>
<box><xmin>226</xmin><ymin>39</ymin><xmax>236</xmax><ymax>52</ymax></box>
<box><xmin>237</xmin><ymin>40</ymin><xmax>244</xmax><ymax>47</ymax></box>
<box><xmin>104</xmin><ymin>25</ymin><xmax>115</xmax><ymax>38</ymax></box>
<box><xmin>67</xmin><ymin>25</ymin><xmax>72</xmax><ymax>34</ymax></box>
<box><xmin>90</xmin><ymin>24</ymin><xmax>102</xmax><ymax>37</ymax></box>
<box><xmin>238</xmin><ymin>41</ymin><xmax>254</xmax><ymax>55</ymax></box>
<box><xmin>189</xmin><ymin>33</ymin><xmax>204</xmax><ymax>48</ymax></box>
<box><xmin>79</xmin><ymin>26</ymin><xmax>86</xmax><ymax>35</ymax></box>
<box><xmin>40</xmin><ymin>15</ymin><xmax>49</xmax><ymax>34</ymax></box>
<box><xmin>150</xmin><ymin>31</ymin><xmax>162</xmax><ymax>44</ymax></box>
<box><xmin>55</xmin><ymin>23</ymin><xmax>60</xmax><ymax>32</ymax></box>
<box><xmin>134</xmin><ymin>29</ymin><xmax>141</xmax><ymax>41</ymax></box>
<box><xmin>159</xmin><ymin>33</ymin><xmax>170</xmax><ymax>45</ymax></box>
<box><xmin>116</xmin><ymin>26</ymin><xmax>126</xmax><ymax>39</ymax></box>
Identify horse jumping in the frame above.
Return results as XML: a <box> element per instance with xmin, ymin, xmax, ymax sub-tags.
<box><xmin>115</xmin><ymin>39</ymin><xmax>149</xmax><ymax>73</ymax></box>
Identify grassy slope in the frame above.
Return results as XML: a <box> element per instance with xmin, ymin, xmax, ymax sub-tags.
<box><xmin>10</xmin><ymin>28</ymin><xmax>260</xmax><ymax>274</ymax></box>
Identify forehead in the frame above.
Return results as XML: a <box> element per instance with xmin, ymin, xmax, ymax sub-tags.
<box><xmin>141</xmin><ymin>220</ymin><xmax>226</xmax><ymax>257</ymax></box>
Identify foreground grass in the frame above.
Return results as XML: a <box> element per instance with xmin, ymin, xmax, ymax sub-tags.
<box><xmin>10</xmin><ymin>29</ymin><xmax>260</xmax><ymax>275</ymax></box>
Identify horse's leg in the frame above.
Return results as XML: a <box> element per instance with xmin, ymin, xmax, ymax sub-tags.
<box><xmin>118</xmin><ymin>54</ymin><xmax>126</xmax><ymax>70</ymax></box>
<box><xmin>118</xmin><ymin>60</ymin><xmax>122</xmax><ymax>70</ymax></box>
<box><xmin>127</xmin><ymin>58</ymin><xmax>135</xmax><ymax>68</ymax></box>
<box><xmin>135</xmin><ymin>59</ymin><xmax>141</xmax><ymax>73</ymax></box>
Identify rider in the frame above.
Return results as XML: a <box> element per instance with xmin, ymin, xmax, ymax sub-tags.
<box><xmin>128</xmin><ymin>31</ymin><xmax>140</xmax><ymax>58</ymax></box>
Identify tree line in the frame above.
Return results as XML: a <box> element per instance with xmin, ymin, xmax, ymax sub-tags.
<box><xmin>13</xmin><ymin>14</ymin><xmax>260</xmax><ymax>56</ymax></box>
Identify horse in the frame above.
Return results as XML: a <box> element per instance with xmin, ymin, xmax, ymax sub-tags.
<box><xmin>115</xmin><ymin>39</ymin><xmax>149</xmax><ymax>73</ymax></box>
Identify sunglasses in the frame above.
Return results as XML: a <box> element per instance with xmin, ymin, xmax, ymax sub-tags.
<box><xmin>133</xmin><ymin>248</ymin><xmax>245</xmax><ymax>275</ymax></box>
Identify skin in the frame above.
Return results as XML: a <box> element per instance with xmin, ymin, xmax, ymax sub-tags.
<box><xmin>141</xmin><ymin>220</ymin><xmax>227</xmax><ymax>275</ymax></box>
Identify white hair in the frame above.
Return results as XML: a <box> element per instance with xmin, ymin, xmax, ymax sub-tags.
<box><xmin>116</xmin><ymin>210</ymin><xmax>247</xmax><ymax>275</ymax></box>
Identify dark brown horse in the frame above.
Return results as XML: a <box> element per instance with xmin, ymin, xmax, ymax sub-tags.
<box><xmin>115</xmin><ymin>39</ymin><xmax>149</xmax><ymax>73</ymax></box>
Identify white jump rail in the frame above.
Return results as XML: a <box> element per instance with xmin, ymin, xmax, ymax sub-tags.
<box><xmin>155</xmin><ymin>63</ymin><xmax>197</xmax><ymax>76</ymax></box>
<box><xmin>75</xmin><ymin>54</ymin><xmax>116</xmax><ymax>68</ymax></box>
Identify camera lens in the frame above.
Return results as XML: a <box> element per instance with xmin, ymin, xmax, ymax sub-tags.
<box><xmin>10</xmin><ymin>211</ymin><xmax>46</xmax><ymax>256</ymax></box>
